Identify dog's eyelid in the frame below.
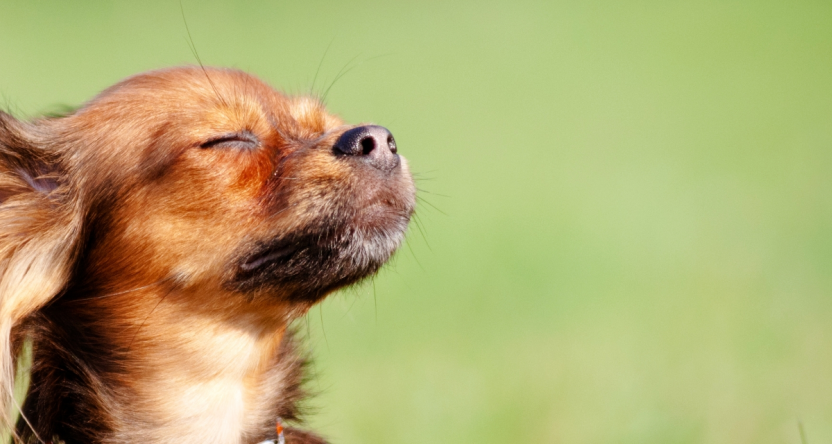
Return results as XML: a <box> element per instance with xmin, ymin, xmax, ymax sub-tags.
<box><xmin>200</xmin><ymin>130</ymin><xmax>260</xmax><ymax>149</ymax></box>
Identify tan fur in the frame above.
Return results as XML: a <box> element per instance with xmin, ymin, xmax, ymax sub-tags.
<box><xmin>0</xmin><ymin>67</ymin><xmax>415</xmax><ymax>444</ymax></box>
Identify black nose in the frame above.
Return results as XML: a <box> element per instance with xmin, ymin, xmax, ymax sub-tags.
<box><xmin>333</xmin><ymin>125</ymin><xmax>399</xmax><ymax>172</ymax></box>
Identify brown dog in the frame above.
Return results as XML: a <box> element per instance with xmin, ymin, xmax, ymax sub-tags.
<box><xmin>0</xmin><ymin>67</ymin><xmax>415</xmax><ymax>444</ymax></box>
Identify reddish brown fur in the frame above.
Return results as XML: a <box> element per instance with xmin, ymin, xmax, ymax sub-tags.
<box><xmin>0</xmin><ymin>67</ymin><xmax>415</xmax><ymax>444</ymax></box>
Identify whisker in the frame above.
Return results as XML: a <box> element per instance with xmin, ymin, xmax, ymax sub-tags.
<box><xmin>415</xmin><ymin>188</ymin><xmax>449</xmax><ymax>198</ymax></box>
<box><xmin>305</xmin><ymin>316</ymin><xmax>311</xmax><ymax>340</ymax></box>
<box><xmin>415</xmin><ymin>195</ymin><xmax>447</xmax><ymax>216</ymax></box>
<box><xmin>318</xmin><ymin>305</ymin><xmax>329</xmax><ymax>351</ymax></box>
<box><xmin>411</xmin><ymin>212</ymin><xmax>431</xmax><ymax>251</ymax></box>
<box><xmin>339</xmin><ymin>290</ymin><xmax>360</xmax><ymax>321</ymax></box>
<box><xmin>372</xmin><ymin>276</ymin><xmax>378</xmax><ymax>324</ymax></box>
<box><xmin>404</xmin><ymin>236</ymin><xmax>425</xmax><ymax>271</ymax></box>
<box><xmin>320</xmin><ymin>53</ymin><xmax>395</xmax><ymax>104</ymax></box>
<box><xmin>180</xmin><ymin>1</ymin><xmax>230</xmax><ymax>110</ymax></box>
<box><xmin>311</xmin><ymin>38</ymin><xmax>335</xmax><ymax>97</ymax></box>
<box><xmin>321</xmin><ymin>54</ymin><xmax>362</xmax><ymax>104</ymax></box>
<box><xmin>265</xmin><ymin>202</ymin><xmax>299</xmax><ymax>221</ymax></box>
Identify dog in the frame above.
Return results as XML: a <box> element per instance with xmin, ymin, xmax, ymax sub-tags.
<box><xmin>0</xmin><ymin>66</ymin><xmax>415</xmax><ymax>444</ymax></box>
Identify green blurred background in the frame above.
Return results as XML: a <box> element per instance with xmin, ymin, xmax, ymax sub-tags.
<box><xmin>2</xmin><ymin>1</ymin><xmax>832</xmax><ymax>443</ymax></box>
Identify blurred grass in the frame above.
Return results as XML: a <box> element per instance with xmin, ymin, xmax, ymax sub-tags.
<box><xmin>2</xmin><ymin>0</ymin><xmax>832</xmax><ymax>443</ymax></box>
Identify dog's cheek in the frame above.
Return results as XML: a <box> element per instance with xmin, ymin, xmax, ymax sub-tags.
<box><xmin>266</xmin><ymin>150</ymin><xmax>365</xmax><ymax>228</ymax></box>
<box><xmin>115</xmin><ymin>154</ymin><xmax>271</xmax><ymax>288</ymax></box>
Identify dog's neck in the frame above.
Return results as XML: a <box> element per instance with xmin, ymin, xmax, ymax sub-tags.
<box><xmin>105</xmin><ymin>289</ymin><xmax>292</xmax><ymax>444</ymax></box>
<box><xmin>21</xmin><ymin>283</ymin><xmax>311</xmax><ymax>444</ymax></box>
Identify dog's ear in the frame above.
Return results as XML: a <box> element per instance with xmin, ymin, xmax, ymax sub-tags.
<box><xmin>0</xmin><ymin>112</ymin><xmax>81</xmax><ymax>431</ymax></box>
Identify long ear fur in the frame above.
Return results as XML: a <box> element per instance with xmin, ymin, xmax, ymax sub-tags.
<box><xmin>0</xmin><ymin>112</ymin><xmax>80</xmax><ymax>435</ymax></box>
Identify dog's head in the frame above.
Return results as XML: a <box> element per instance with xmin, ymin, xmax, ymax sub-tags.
<box><xmin>0</xmin><ymin>66</ymin><xmax>415</xmax><ymax>423</ymax></box>
<box><xmin>55</xmin><ymin>67</ymin><xmax>413</xmax><ymax>301</ymax></box>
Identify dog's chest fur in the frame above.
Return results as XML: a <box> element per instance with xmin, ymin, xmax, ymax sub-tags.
<box><xmin>20</xmin><ymin>295</ymin><xmax>309</xmax><ymax>444</ymax></box>
<box><xmin>113</xmin><ymin>321</ymin><xmax>297</xmax><ymax>444</ymax></box>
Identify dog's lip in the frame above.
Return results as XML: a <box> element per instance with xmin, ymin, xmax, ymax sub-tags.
<box><xmin>240</xmin><ymin>239</ymin><xmax>298</xmax><ymax>272</ymax></box>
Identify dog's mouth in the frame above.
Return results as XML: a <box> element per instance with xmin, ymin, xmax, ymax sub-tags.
<box><xmin>229</xmin><ymin>214</ymin><xmax>409</xmax><ymax>302</ymax></box>
<box><xmin>236</xmin><ymin>232</ymin><xmax>321</xmax><ymax>277</ymax></box>
<box><xmin>240</xmin><ymin>238</ymin><xmax>301</xmax><ymax>272</ymax></box>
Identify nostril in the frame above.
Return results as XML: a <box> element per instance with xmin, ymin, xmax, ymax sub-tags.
<box><xmin>387</xmin><ymin>135</ymin><xmax>397</xmax><ymax>154</ymax></box>
<box><xmin>360</xmin><ymin>137</ymin><xmax>376</xmax><ymax>155</ymax></box>
<box><xmin>333</xmin><ymin>125</ymin><xmax>399</xmax><ymax>171</ymax></box>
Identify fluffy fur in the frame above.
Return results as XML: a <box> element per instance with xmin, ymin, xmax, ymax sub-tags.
<box><xmin>0</xmin><ymin>67</ymin><xmax>415</xmax><ymax>444</ymax></box>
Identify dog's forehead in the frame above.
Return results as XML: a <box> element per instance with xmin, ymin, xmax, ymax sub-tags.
<box><xmin>93</xmin><ymin>67</ymin><xmax>337</xmax><ymax>136</ymax></box>
<box><xmin>55</xmin><ymin>67</ymin><xmax>347</xmax><ymax>184</ymax></box>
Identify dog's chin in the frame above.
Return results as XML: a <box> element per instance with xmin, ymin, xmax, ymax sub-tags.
<box><xmin>229</xmin><ymin>210</ymin><xmax>411</xmax><ymax>303</ymax></box>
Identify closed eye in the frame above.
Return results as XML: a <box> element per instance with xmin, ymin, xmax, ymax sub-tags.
<box><xmin>200</xmin><ymin>131</ymin><xmax>259</xmax><ymax>150</ymax></box>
